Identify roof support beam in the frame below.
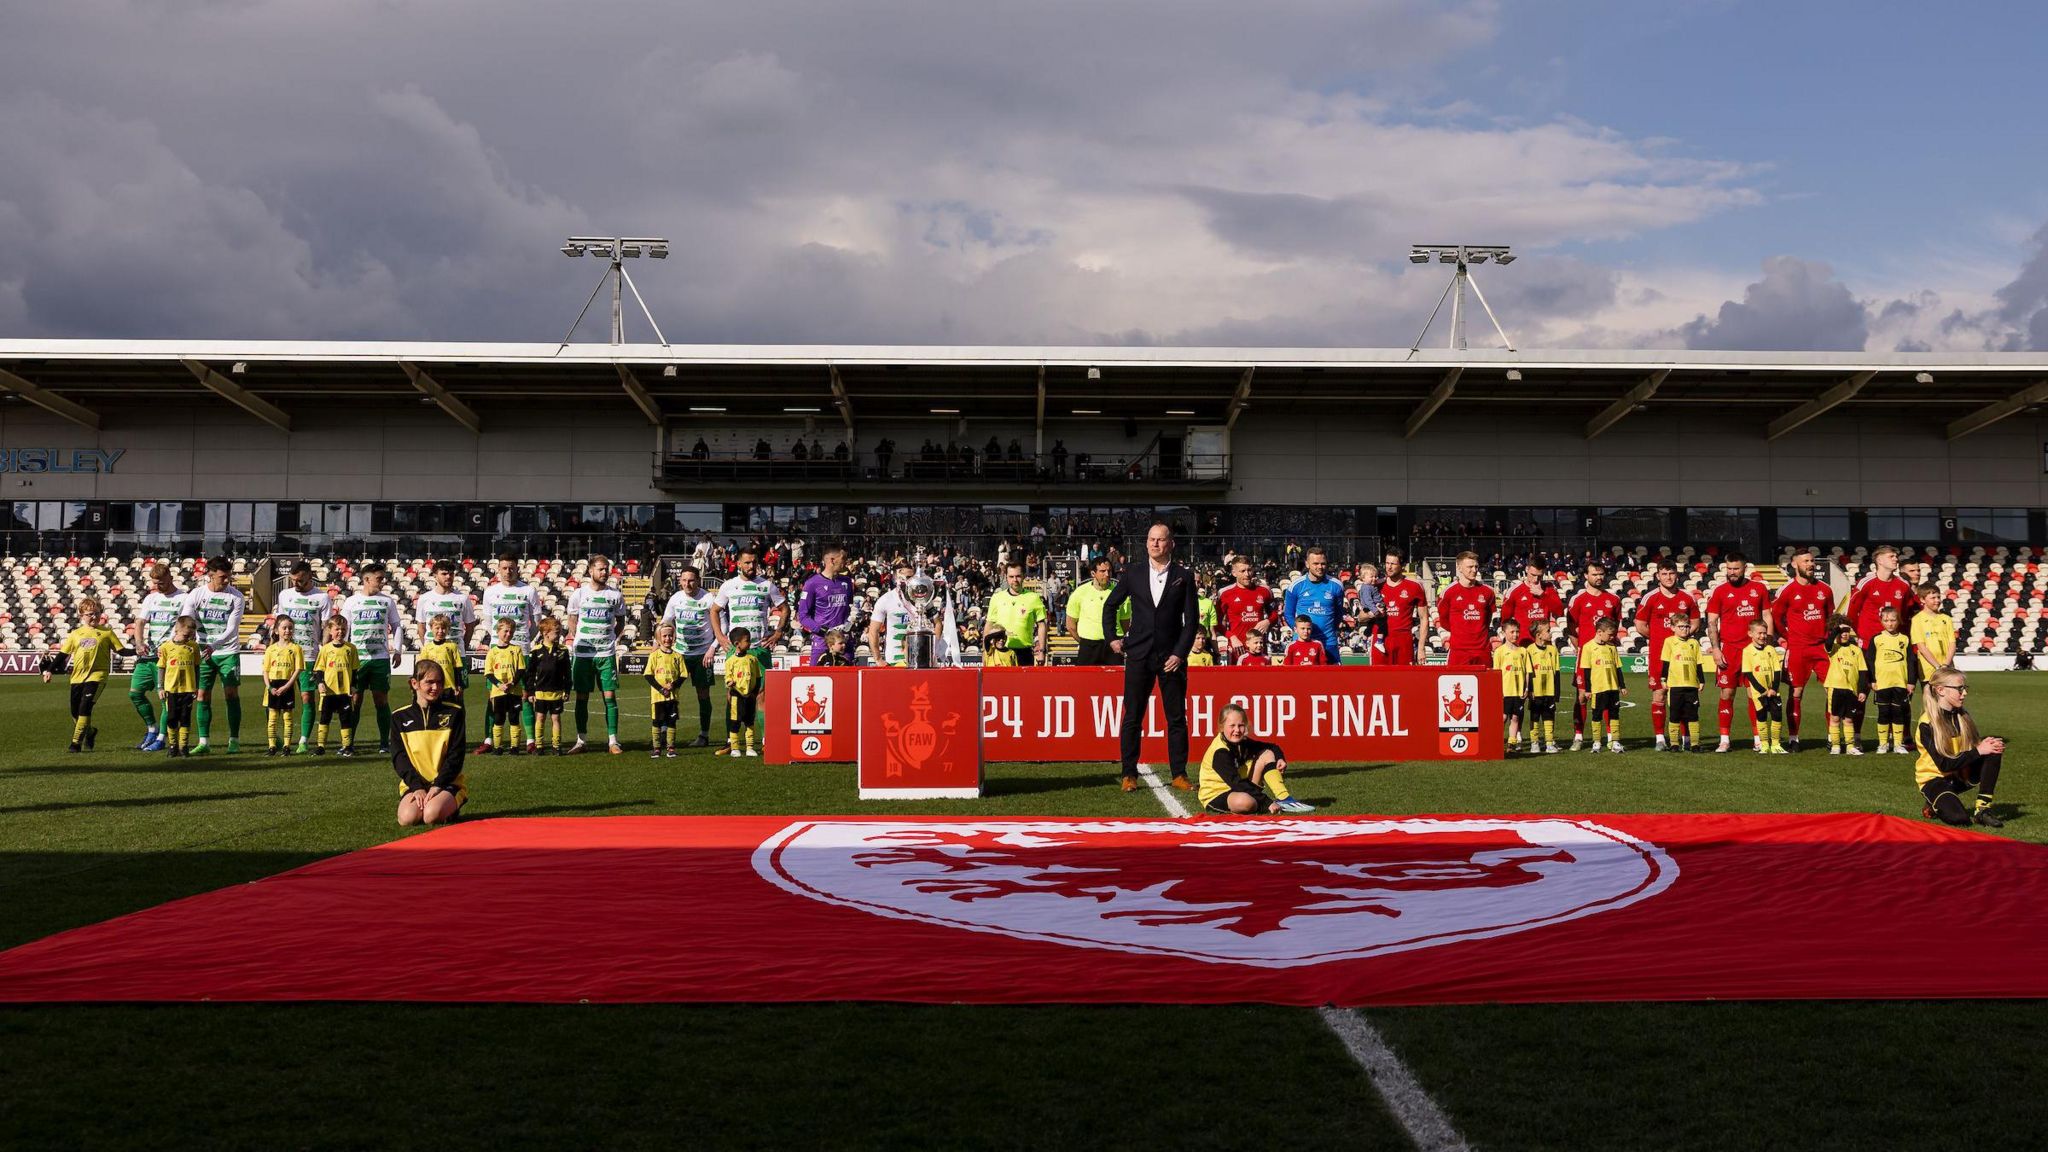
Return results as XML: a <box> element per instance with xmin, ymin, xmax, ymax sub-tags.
<box><xmin>1404</xmin><ymin>366</ymin><xmax>1463</xmax><ymax>439</ymax></box>
<box><xmin>180</xmin><ymin>358</ymin><xmax>292</xmax><ymax>432</ymax></box>
<box><xmin>1584</xmin><ymin>368</ymin><xmax>1671</xmax><ymax>440</ymax></box>
<box><xmin>827</xmin><ymin>364</ymin><xmax>854</xmax><ymax>437</ymax></box>
<box><xmin>615</xmin><ymin>364</ymin><xmax>662</xmax><ymax>426</ymax></box>
<box><xmin>0</xmin><ymin>365</ymin><xmax>101</xmax><ymax>430</ymax></box>
<box><xmin>1946</xmin><ymin>377</ymin><xmax>2048</xmax><ymax>441</ymax></box>
<box><xmin>1765</xmin><ymin>370</ymin><xmax>1875</xmax><ymax>441</ymax></box>
<box><xmin>1034</xmin><ymin>364</ymin><xmax>1046</xmax><ymax>458</ymax></box>
<box><xmin>398</xmin><ymin>361</ymin><xmax>482</xmax><ymax>435</ymax></box>
<box><xmin>1225</xmin><ymin>366</ymin><xmax>1256</xmax><ymax>429</ymax></box>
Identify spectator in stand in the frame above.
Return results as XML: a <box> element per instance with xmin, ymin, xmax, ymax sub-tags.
<box><xmin>834</xmin><ymin>440</ymin><xmax>849</xmax><ymax>462</ymax></box>
<box><xmin>793</xmin><ymin>440</ymin><xmax>808</xmax><ymax>461</ymax></box>
<box><xmin>1065</xmin><ymin>557</ymin><xmax>1120</xmax><ymax>666</ymax></box>
<box><xmin>1051</xmin><ymin>440</ymin><xmax>1069</xmax><ymax>477</ymax></box>
<box><xmin>1007</xmin><ymin>438</ymin><xmax>1024</xmax><ymax>462</ymax></box>
<box><xmin>754</xmin><ymin>438</ymin><xmax>771</xmax><ymax>461</ymax></box>
<box><xmin>875</xmin><ymin>438</ymin><xmax>894</xmax><ymax>477</ymax></box>
<box><xmin>1434</xmin><ymin>551</ymin><xmax>1497</xmax><ymax>668</ymax></box>
<box><xmin>691</xmin><ymin>437</ymin><xmax>709</xmax><ymax>460</ymax></box>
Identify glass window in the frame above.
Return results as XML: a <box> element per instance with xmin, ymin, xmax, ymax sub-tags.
<box><xmin>227</xmin><ymin>503</ymin><xmax>253</xmax><ymax>536</ymax></box>
<box><xmin>673</xmin><ymin>504</ymin><xmax>721</xmax><ymax>531</ymax></box>
<box><xmin>1867</xmin><ymin>507</ymin><xmax>1940</xmax><ymax>541</ymax></box>
<box><xmin>347</xmin><ymin>503</ymin><xmax>374</xmax><ymax>535</ymax></box>
<box><xmin>1686</xmin><ymin>507</ymin><xmax>1758</xmax><ymax>542</ymax></box>
<box><xmin>254</xmin><ymin>503</ymin><xmax>278</xmax><ymax>536</ymax></box>
<box><xmin>1778</xmin><ymin>507</ymin><xmax>1850</xmax><ymax>543</ymax></box>
<box><xmin>1955</xmin><ymin>508</ymin><xmax>2028</xmax><ymax>543</ymax></box>
<box><xmin>1599</xmin><ymin>507</ymin><xmax>1668</xmax><ymax>542</ymax></box>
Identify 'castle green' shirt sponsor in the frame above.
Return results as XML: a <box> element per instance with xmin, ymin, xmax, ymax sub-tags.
<box><xmin>341</xmin><ymin>593</ymin><xmax>404</xmax><ymax>661</ymax></box>
<box><xmin>182</xmin><ymin>585</ymin><xmax>247</xmax><ymax>653</ymax></box>
<box><xmin>566</xmin><ymin>584</ymin><xmax>626</xmax><ymax>658</ymax></box>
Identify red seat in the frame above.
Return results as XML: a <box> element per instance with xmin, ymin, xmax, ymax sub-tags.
<box><xmin>625</xmin><ymin>559</ymin><xmax>642</xmax><ymax>575</ymax></box>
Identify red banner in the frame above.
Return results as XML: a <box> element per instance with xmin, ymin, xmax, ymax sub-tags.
<box><xmin>858</xmin><ymin>669</ymin><xmax>984</xmax><ymax>798</ymax></box>
<box><xmin>2</xmin><ymin>814</ymin><xmax>2042</xmax><ymax>1005</ymax></box>
<box><xmin>766</xmin><ymin>665</ymin><xmax>1502</xmax><ymax>763</ymax></box>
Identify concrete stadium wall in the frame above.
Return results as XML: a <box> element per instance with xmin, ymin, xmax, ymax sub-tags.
<box><xmin>4</xmin><ymin>402</ymin><xmax>2043</xmax><ymax>507</ymax></box>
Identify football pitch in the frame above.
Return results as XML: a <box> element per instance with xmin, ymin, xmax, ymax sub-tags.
<box><xmin>1</xmin><ymin>674</ymin><xmax>2042</xmax><ymax>1151</ymax></box>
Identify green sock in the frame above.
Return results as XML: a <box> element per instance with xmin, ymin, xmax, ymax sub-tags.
<box><xmin>196</xmin><ymin>700</ymin><xmax>213</xmax><ymax>741</ymax></box>
<box><xmin>375</xmin><ymin>700</ymin><xmax>392</xmax><ymax>745</ymax></box>
<box><xmin>225</xmin><ymin>697</ymin><xmax>242</xmax><ymax>739</ymax></box>
<box><xmin>300</xmin><ymin>697</ymin><xmax>315</xmax><ymax>742</ymax></box>
<box><xmin>575</xmin><ymin>697</ymin><xmax>590</xmax><ymax>740</ymax></box>
<box><xmin>130</xmin><ymin>690</ymin><xmax>156</xmax><ymax>728</ymax></box>
<box><xmin>604</xmin><ymin>695</ymin><xmax>619</xmax><ymax>737</ymax></box>
<box><xmin>521</xmin><ymin>700</ymin><xmax>535</xmax><ymax>744</ymax></box>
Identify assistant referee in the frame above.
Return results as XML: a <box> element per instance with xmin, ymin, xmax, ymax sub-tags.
<box><xmin>1064</xmin><ymin>557</ymin><xmax>1119</xmax><ymax>665</ymax></box>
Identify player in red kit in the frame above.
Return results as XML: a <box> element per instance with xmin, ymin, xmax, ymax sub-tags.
<box><xmin>1502</xmin><ymin>558</ymin><xmax>1564</xmax><ymax>636</ymax></box>
<box><xmin>1705</xmin><ymin>552</ymin><xmax>1773</xmax><ymax>752</ymax></box>
<box><xmin>1845</xmin><ymin>545</ymin><xmax>1914</xmax><ymax>749</ymax></box>
<box><xmin>1214</xmin><ymin>557</ymin><xmax>1276</xmax><ymax>665</ymax></box>
<box><xmin>1433</xmin><ymin>551</ymin><xmax>1497</xmax><ymax>668</ymax></box>
<box><xmin>1563</xmin><ymin>559</ymin><xmax>1622</xmax><ymax>750</ymax></box>
<box><xmin>1634</xmin><ymin>558</ymin><xmax>1701</xmax><ymax>750</ymax></box>
<box><xmin>1283</xmin><ymin>616</ymin><xmax>1329</xmax><ymax>665</ymax></box>
<box><xmin>1378</xmin><ymin>548</ymin><xmax>1426</xmax><ymax>665</ymax></box>
<box><xmin>1771</xmin><ymin>547</ymin><xmax>1835</xmax><ymax>750</ymax></box>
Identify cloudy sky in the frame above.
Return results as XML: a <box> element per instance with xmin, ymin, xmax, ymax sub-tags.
<box><xmin>2</xmin><ymin>0</ymin><xmax>2045</xmax><ymax>351</ymax></box>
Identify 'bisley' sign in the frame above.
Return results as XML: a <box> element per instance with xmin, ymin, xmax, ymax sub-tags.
<box><xmin>0</xmin><ymin>449</ymin><xmax>124</xmax><ymax>473</ymax></box>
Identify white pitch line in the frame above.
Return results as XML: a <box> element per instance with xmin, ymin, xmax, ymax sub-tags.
<box><xmin>1132</xmin><ymin>760</ymin><xmax>1468</xmax><ymax>1152</ymax></box>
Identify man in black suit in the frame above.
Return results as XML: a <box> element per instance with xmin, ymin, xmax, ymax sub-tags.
<box><xmin>1103</xmin><ymin>521</ymin><xmax>1199</xmax><ymax>792</ymax></box>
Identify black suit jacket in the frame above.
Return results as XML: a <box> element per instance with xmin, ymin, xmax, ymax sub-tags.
<box><xmin>1102</xmin><ymin>560</ymin><xmax>1199</xmax><ymax>669</ymax></box>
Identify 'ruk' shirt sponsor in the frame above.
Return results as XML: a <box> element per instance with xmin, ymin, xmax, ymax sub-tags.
<box><xmin>480</xmin><ymin>581</ymin><xmax>542</xmax><ymax>649</ymax></box>
<box><xmin>274</xmin><ymin>586</ymin><xmax>332</xmax><ymax>660</ymax></box>
<box><xmin>661</xmin><ymin>589</ymin><xmax>719</xmax><ymax>657</ymax></box>
<box><xmin>566</xmin><ymin>584</ymin><xmax>627</xmax><ymax>659</ymax></box>
<box><xmin>182</xmin><ymin>585</ymin><xmax>247</xmax><ymax>654</ymax></box>
<box><xmin>134</xmin><ymin>588</ymin><xmax>190</xmax><ymax>660</ymax></box>
<box><xmin>341</xmin><ymin>593</ymin><xmax>404</xmax><ymax>662</ymax></box>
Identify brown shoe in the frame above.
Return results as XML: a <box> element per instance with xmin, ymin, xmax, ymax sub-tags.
<box><xmin>1120</xmin><ymin>776</ymin><xmax>1139</xmax><ymax>792</ymax></box>
<box><xmin>1169</xmin><ymin>775</ymin><xmax>1194</xmax><ymax>791</ymax></box>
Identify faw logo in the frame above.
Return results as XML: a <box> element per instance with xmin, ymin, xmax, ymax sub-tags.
<box><xmin>754</xmin><ymin>819</ymin><xmax>1677</xmax><ymax>967</ymax></box>
<box><xmin>1437</xmin><ymin>674</ymin><xmax>1480</xmax><ymax>731</ymax></box>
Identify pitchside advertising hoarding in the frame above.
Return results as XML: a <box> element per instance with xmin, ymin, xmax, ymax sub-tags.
<box><xmin>765</xmin><ymin>665</ymin><xmax>1504</xmax><ymax>769</ymax></box>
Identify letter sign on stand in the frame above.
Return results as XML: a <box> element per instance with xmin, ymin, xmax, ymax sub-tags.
<box><xmin>858</xmin><ymin>668</ymin><xmax>984</xmax><ymax>799</ymax></box>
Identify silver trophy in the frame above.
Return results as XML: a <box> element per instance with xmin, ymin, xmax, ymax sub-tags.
<box><xmin>902</xmin><ymin>572</ymin><xmax>941</xmax><ymax>669</ymax></box>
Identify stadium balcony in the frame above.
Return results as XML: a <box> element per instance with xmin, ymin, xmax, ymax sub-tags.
<box><xmin>651</xmin><ymin>450</ymin><xmax>1231</xmax><ymax>496</ymax></box>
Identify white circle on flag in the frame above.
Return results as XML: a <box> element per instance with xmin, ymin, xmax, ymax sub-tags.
<box><xmin>800</xmin><ymin>735</ymin><xmax>823</xmax><ymax>757</ymax></box>
<box><xmin>1447</xmin><ymin>733</ymin><xmax>1471</xmax><ymax>754</ymax></box>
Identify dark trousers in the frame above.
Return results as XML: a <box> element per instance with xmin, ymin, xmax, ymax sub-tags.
<box><xmin>1119</xmin><ymin>660</ymin><xmax>1188</xmax><ymax>779</ymax></box>
<box><xmin>1076</xmin><ymin>637</ymin><xmax>1116</xmax><ymax>666</ymax></box>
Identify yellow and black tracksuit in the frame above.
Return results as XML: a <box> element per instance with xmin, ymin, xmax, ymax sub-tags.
<box><xmin>723</xmin><ymin>649</ymin><xmax>765</xmax><ymax>753</ymax></box>
<box><xmin>1197</xmin><ymin>733</ymin><xmax>1293</xmax><ymax>814</ymax></box>
<box><xmin>1660</xmin><ymin>635</ymin><xmax>1704</xmax><ymax>746</ymax></box>
<box><xmin>55</xmin><ymin>623</ymin><xmax>119</xmax><ymax>747</ymax></box>
<box><xmin>1526</xmin><ymin>641</ymin><xmax>1560</xmax><ymax>743</ymax></box>
<box><xmin>524</xmin><ymin>641</ymin><xmax>572</xmax><ymax>750</ymax></box>
<box><xmin>315</xmin><ymin>641</ymin><xmax>361</xmax><ymax>751</ymax></box>
<box><xmin>646</xmin><ymin>647</ymin><xmax>685</xmax><ymax>751</ymax></box>
<box><xmin>1583</xmin><ymin>640</ymin><xmax>1624</xmax><ymax>739</ymax></box>
<box><xmin>1494</xmin><ymin>642</ymin><xmax>1531</xmax><ymax>731</ymax></box>
<box><xmin>392</xmin><ymin>699</ymin><xmax>467</xmax><ymax>807</ymax></box>
<box><xmin>485</xmin><ymin>643</ymin><xmax>527</xmax><ymax>746</ymax></box>
<box><xmin>158</xmin><ymin>640</ymin><xmax>201</xmax><ymax>753</ymax></box>
<box><xmin>1915</xmin><ymin>707</ymin><xmax>2002</xmax><ymax>824</ymax></box>
<box><xmin>1824</xmin><ymin>642</ymin><xmax>1868</xmax><ymax>749</ymax></box>
<box><xmin>1870</xmin><ymin>632</ymin><xmax>1913</xmax><ymax>748</ymax></box>
<box><xmin>419</xmin><ymin>640</ymin><xmax>467</xmax><ymax>701</ymax></box>
<box><xmin>262</xmin><ymin>644</ymin><xmax>304</xmax><ymax>750</ymax></box>
<box><xmin>1741</xmin><ymin>642</ymin><xmax>1787</xmax><ymax>745</ymax></box>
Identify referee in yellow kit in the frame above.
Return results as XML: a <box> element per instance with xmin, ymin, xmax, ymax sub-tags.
<box><xmin>986</xmin><ymin>561</ymin><xmax>1049</xmax><ymax>665</ymax></box>
<box><xmin>1064</xmin><ymin>558</ymin><xmax>1119</xmax><ymax>665</ymax></box>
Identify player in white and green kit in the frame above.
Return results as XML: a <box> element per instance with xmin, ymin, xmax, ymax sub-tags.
<box><xmin>716</xmin><ymin>548</ymin><xmax>786</xmax><ymax>653</ymax></box>
<box><xmin>660</xmin><ymin>564</ymin><xmax>723</xmax><ymax>746</ymax></box>
<box><xmin>565</xmin><ymin>554</ymin><xmax>627</xmax><ymax>754</ymax></box>
<box><xmin>479</xmin><ymin>551</ymin><xmax>542</xmax><ymax>752</ymax></box>
<box><xmin>413</xmin><ymin>559</ymin><xmax>477</xmax><ymax>654</ymax></box>
<box><xmin>866</xmin><ymin>559</ymin><xmax>920</xmax><ymax>667</ymax></box>
<box><xmin>273</xmin><ymin>559</ymin><xmax>332</xmax><ymax>752</ymax></box>
<box><xmin>128</xmin><ymin>562</ymin><xmax>189</xmax><ymax>751</ymax></box>
<box><xmin>340</xmin><ymin>561</ymin><xmax>405</xmax><ymax>751</ymax></box>
<box><xmin>181</xmin><ymin>557</ymin><xmax>247</xmax><ymax>753</ymax></box>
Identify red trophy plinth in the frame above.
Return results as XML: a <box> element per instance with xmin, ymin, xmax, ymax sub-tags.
<box><xmin>857</xmin><ymin>668</ymin><xmax>984</xmax><ymax>799</ymax></box>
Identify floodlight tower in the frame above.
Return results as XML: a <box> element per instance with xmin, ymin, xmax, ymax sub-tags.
<box><xmin>1407</xmin><ymin>244</ymin><xmax>1517</xmax><ymax>355</ymax></box>
<box><xmin>560</xmin><ymin>236</ymin><xmax>671</xmax><ymax>345</ymax></box>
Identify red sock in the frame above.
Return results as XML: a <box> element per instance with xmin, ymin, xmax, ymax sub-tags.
<box><xmin>1718</xmin><ymin>694</ymin><xmax>1734</xmax><ymax>737</ymax></box>
<box><xmin>1747</xmin><ymin>697</ymin><xmax>1757</xmax><ymax>738</ymax></box>
<box><xmin>1787</xmin><ymin>691</ymin><xmax>1802</xmax><ymax>740</ymax></box>
<box><xmin>1572</xmin><ymin>694</ymin><xmax>1586</xmax><ymax>736</ymax></box>
<box><xmin>1651</xmin><ymin>698</ymin><xmax>1666</xmax><ymax>734</ymax></box>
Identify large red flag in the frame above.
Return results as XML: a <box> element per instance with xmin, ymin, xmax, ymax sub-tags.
<box><xmin>1</xmin><ymin>814</ymin><xmax>2043</xmax><ymax>1005</ymax></box>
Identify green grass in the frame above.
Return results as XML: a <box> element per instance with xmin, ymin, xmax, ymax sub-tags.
<box><xmin>1</xmin><ymin>673</ymin><xmax>2042</xmax><ymax>1150</ymax></box>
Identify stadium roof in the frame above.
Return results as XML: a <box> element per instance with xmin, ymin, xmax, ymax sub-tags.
<box><xmin>1</xmin><ymin>339</ymin><xmax>2044</xmax><ymax>442</ymax></box>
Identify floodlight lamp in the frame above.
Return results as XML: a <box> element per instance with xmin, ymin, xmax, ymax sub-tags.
<box><xmin>230</xmin><ymin>362</ymin><xmax>247</xmax><ymax>375</ymax></box>
<box><xmin>561</xmin><ymin>243</ymin><xmax>585</xmax><ymax>257</ymax></box>
<box><xmin>1468</xmin><ymin>252</ymin><xmax>1490</xmax><ymax>264</ymax></box>
<box><xmin>620</xmin><ymin>244</ymin><xmax>642</xmax><ymax>258</ymax></box>
<box><xmin>1494</xmin><ymin>252</ymin><xmax>1516</xmax><ymax>265</ymax></box>
<box><xmin>1408</xmin><ymin>251</ymin><xmax>1431</xmax><ymax>264</ymax></box>
<box><xmin>1915</xmin><ymin>371</ymin><xmax>1934</xmax><ymax>384</ymax></box>
<box><xmin>1439</xmin><ymin>251</ymin><xmax>1458</xmax><ymax>263</ymax></box>
<box><xmin>1087</xmin><ymin>367</ymin><xmax>1101</xmax><ymax>380</ymax></box>
<box><xmin>662</xmin><ymin>365</ymin><xmax>678</xmax><ymax>377</ymax></box>
<box><xmin>649</xmin><ymin>246</ymin><xmax>669</xmax><ymax>259</ymax></box>
<box><xmin>1505</xmin><ymin>369</ymin><xmax>1523</xmax><ymax>381</ymax></box>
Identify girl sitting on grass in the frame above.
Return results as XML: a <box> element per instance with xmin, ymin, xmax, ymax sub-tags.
<box><xmin>1915</xmin><ymin>667</ymin><xmax>2008</xmax><ymax>828</ymax></box>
